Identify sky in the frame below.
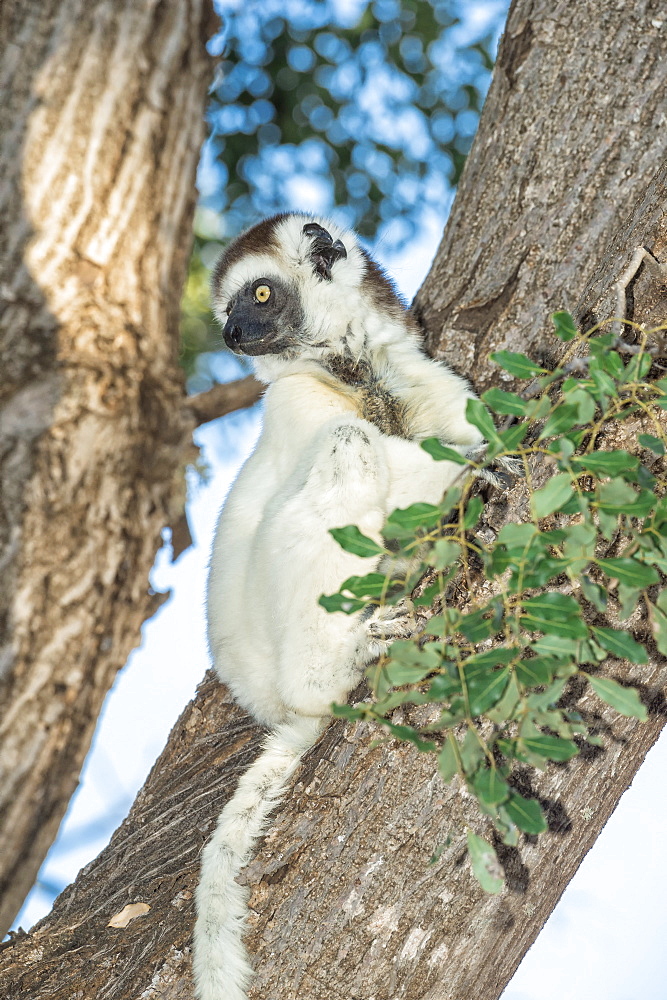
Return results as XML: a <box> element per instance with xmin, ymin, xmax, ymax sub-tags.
<box><xmin>11</xmin><ymin>2</ymin><xmax>667</xmax><ymax>997</ymax></box>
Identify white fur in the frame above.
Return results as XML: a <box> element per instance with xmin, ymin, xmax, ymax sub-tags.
<box><xmin>194</xmin><ymin>215</ymin><xmax>484</xmax><ymax>1000</ymax></box>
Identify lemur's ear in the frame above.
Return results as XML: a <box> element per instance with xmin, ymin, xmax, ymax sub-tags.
<box><xmin>302</xmin><ymin>223</ymin><xmax>347</xmax><ymax>281</ymax></box>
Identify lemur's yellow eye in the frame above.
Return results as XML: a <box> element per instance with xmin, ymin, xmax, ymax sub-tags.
<box><xmin>255</xmin><ymin>284</ymin><xmax>271</xmax><ymax>303</ymax></box>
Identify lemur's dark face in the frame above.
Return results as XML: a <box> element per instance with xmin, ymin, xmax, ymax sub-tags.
<box><xmin>212</xmin><ymin>215</ymin><xmax>405</xmax><ymax>370</ymax></box>
<box><xmin>223</xmin><ymin>276</ymin><xmax>303</xmax><ymax>356</ymax></box>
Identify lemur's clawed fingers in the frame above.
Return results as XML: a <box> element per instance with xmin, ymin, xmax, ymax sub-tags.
<box><xmin>466</xmin><ymin>445</ymin><xmax>523</xmax><ymax>490</ymax></box>
<box><xmin>366</xmin><ymin>599</ymin><xmax>417</xmax><ymax>643</ymax></box>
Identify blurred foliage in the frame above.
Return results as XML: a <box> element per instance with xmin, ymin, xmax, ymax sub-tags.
<box><xmin>181</xmin><ymin>236</ymin><xmax>219</xmax><ymax>379</ymax></box>
<box><xmin>182</xmin><ymin>0</ymin><xmax>509</xmax><ymax>386</ymax></box>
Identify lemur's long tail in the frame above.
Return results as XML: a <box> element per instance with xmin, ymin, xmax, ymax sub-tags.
<box><xmin>193</xmin><ymin>715</ymin><xmax>323</xmax><ymax>1000</ymax></box>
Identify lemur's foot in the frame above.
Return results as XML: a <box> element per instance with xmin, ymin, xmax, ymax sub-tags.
<box><xmin>366</xmin><ymin>599</ymin><xmax>417</xmax><ymax>643</ymax></box>
<box><xmin>466</xmin><ymin>446</ymin><xmax>523</xmax><ymax>490</ymax></box>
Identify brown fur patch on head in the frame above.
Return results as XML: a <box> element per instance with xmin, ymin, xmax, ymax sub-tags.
<box><xmin>211</xmin><ymin>215</ymin><xmax>288</xmax><ymax>296</ymax></box>
<box><xmin>360</xmin><ymin>249</ymin><xmax>406</xmax><ymax>321</ymax></box>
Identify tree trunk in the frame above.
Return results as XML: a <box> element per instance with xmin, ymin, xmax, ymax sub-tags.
<box><xmin>2</xmin><ymin>0</ymin><xmax>667</xmax><ymax>997</ymax></box>
<box><xmin>413</xmin><ymin>0</ymin><xmax>667</xmax><ymax>388</ymax></box>
<box><xmin>0</xmin><ymin>0</ymin><xmax>216</xmax><ymax>934</ymax></box>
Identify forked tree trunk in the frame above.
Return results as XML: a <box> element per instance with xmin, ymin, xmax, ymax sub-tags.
<box><xmin>1</xmin><ymin>0</ymin><xmax>666</xmax><ymax>997</ymax></box>
<box><xmin>0</xmin><ymin>0</ymin><xmax>216</xmax><ymax>934</ymax></box>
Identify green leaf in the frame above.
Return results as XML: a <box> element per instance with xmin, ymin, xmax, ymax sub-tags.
<box><xmin>420</xmin><ymin>438</ymin><xmax>468</xmax><ymax>465</ymax></box>
<box><xmin>597</xmin><ymin>558</ymin><xmax>660</xmax><ymax>587</ymax></box>
<box><xmin>465</xmin><ymin>666</ymin><xmax>510</xmax><ymax>716</ymax></box>
<box><xmin>496</xmin><ymin>522</ymin><xmax>539</xmax><ymax>548</ymax></box>
<box><xmin>618</xmin><ymin>583</ymin><xmax>640</xmax><ymax>620</ymax></box>
<box><xmin>481</xmin><ymin>388</ymin><xmax>528</xmax><ymax>416</ymax></box>
<box><xmin>460</xmin><ymin>727</ymin><xmax>485</xmax><ymax>774</ymax></box>
<box><xmin>516</xmin><ymin>656</ymin><xmax>563</xmax><ymax>686</ymax></box>
<box><xmin>423</xmin><ymin>615</ymin><xmax>449</xmax><ymax>637</ymax></box>
<box><xmin>503</xmin><ymin>792</ymin><xmax>548</xmax><ymax>834</ymax></box>
<box><xmin>525</xmin><ymin>677</ymin><xmax>568</xmax><ymax>710</ymax></box>
<box><xmin>381</xmin><ymin>720</ymin><xmax>437</xmax><ymax>752</ymax></box>
<box><xmin>438</xmin><ymin>737</ymin><xmax>459</xmax><ymax>782</ymax></box>
<box><xmin>623</xmin><ymin>352</ymin><xmax>652</xmax><ymax>382</ymax></box>
<box><xmin>580</xmin><ymin>575</ymin><xmax>607</xmax><ymax>612</ymax></box>
<box><xmin>486</xmin><ymin>673</ymin><xmax>522</xmax><ymax>723</ymax></box>
<box><xmin>389</xmin><ymin>640</ymin><xmax>442</xmax><ymax>668</ymax></box>
<box><xmin>490</xmin><ymin>350</ymin><xmax>548</xmax><ymax>379</ymax></box>
<box><xmin>590</xmin><ymin>626</ymin><xmax>648</xmax><ymax>664</ymax></box>
<box><xmin>464</xmin><ymin>647</ymin><xmax>518</xmax><ymax>669</ymax></box>
<box><xmin>596</xmin><ymin>481</ymin><xmax>655</xmax><ymax>518</ymax></box>
<box><xmin>526</xmin><ymin>395</ymin><xmax>552</xmax><ymax>419</ymax></box>
<box><xmin>329</xmin><ymin>525</ymin><xmax>385</xmax><ymax>557</ymax></box>
<box><xmin>427</xmin><ymin>673</ymin><xmax>461</xmax><ymax>700</ymax></box>
<box><xmin>538</xmin><ymin>405</ymin><xmax>580</xmax><ymax>440</ymax></box>
<box><xmin>383</xmin><ymin>660</ymin><xmax>435</xmax><ymax>686</ymax></box>
<box><xmin>599</xmin><ymin>351</ymin><xmax>625</xmax><ymax>378</ymax></box>
<box><xmin>459</xmin><ymin>608</ymin><xmax>496</xmax><ymax>642</ymax></box>
<box><xmin>463</xmin><ymin>496</ymin><xmax>484</xmax><ymax>529</ymax></box>
<box><xmin>650</xmin><ymin>602</ymin><xmax>667</xmax><ymax>656</ymax></box>
<box><xmin>522</xmin><ymin>736</ymin><xmax>579</xmax><ymax>761</ymax></box>
<box><xmin>331</xmin><ymin>703</ymin><xmax>366</xmax><ymax>721</ymax></box>
<box><xmin>531</xmin><ymin>634</ymin><xmax>581</xmax><ymax>657</ymax></box>
<box><xmin>638</xmin><ymin>433</ymin><xmax>665</xmax><ymax>455</ymax></box>
<box><xmin>521</xmin><ymin>592</ymin><xmax>588</xmax><ymax>639</ymax></box>
<box><xmin>499</xmin><ymin>422</ymin><xmax>530</xmax><ymax>451</ymax></box>
<box><xmin>428</xmin><ymin>538</ymin><xmax>460</xmax><ymax>572</ymax></box>
<box><xmin>338</xmin><ymin>573</ymin><xmax>390</xmax><ymax>598</ymax></box>
<box><xmin>496</xmin><ymin>738</ymin><xmax>548</xmax><ymax>769</ymax></box>
<box><xmin>571</xmin><ymin>451</ymin><xmax>639</xmax><ymax>477</ymax></box>
<box><xmin>566</xmin><ymin>387</ymin><xmax>596</xmax><ymax>424</ymax></box>
<box><xmin>562</xmin><ymin>521</ymin><xmax>598</xmax><ymax>575</ymax></box>
<box><xmin>467</xmin><ymin>832</ymin><xmax>504</xmax><ymax>894</ymax></box>
<box><xmin>596</xmin><ymin>477</ymin><xmax>640</xmax><ymax>512</ymax></box>
<box><xmin>558</xmin><ymin>491</ymin><xmax>591</xmax><ymax>516</ymax></box>
<box><xmin>384</xmin><ymin>503</ymin><xmax>442</xmax><ymax>539</ymax></box>
<box><xmin>465</xmin><ymin>398</ymin><xmax>501</xmax><ymax>443</ymax></box>
<box><xmin>590</xmin><ymin>368</ymin><xmax>618</xmax><ymax>401</ymax></box>
<box><xmin>413</xmin><ymin>580</ymin><xmax>443</xmax><ymax>608</ymax></box>
<box><xmin>552</xmin><ymin>310</ymin><xmax>578</xmax><ymax>341</ymax></box>
<box><xmin>531</xmin><ymin>473</ymin><xmax>575</xmax><ymax>519</ymax></box>
<box><xmin>587</xmin><ymin>675</ymin><xmax>648</xmax><ymax>721</ymax></box>
<box><xmin>578</xmin><ymin>639</ymin><xmax>607</xmax><ymax>665</ymax></box>
<box><xmin>473</xmin><ymin>768</ymin><xmax>510</xmax><ymax>807</ymax></box>
<box><xmin>319</xmin><ymin>593</ymin><xmax>367</xmax><ymax>615</ymax></box>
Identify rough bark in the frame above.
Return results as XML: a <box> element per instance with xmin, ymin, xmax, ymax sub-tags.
<box><xmin>0</xmin><ymin>0</ymin><xmax>216</xmax><ymax>934</ymax></box>
<box><xmin>2</xmin><ymin>0</ymin><xmax>667</xmax><ymax>997</ymax></box>
<box><xmin>0</xmin><ymin>675</ymin><xmax>261</xmax><ymax>1000</ymax></box>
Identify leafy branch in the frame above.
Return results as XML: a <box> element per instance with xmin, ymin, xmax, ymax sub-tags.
<box><xmin>321</xmin><ymin>313</ymin><xmax>667</xmax><ymax>893</ymax></box>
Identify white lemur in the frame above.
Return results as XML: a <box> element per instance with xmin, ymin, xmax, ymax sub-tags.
<box><xmin>193</xmin><ymin>214</ymin><xmax>485</xmax><ymax>1000</ymax></box>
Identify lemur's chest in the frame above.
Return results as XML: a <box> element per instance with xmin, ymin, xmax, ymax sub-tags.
<box><xmin>321</xmin><ymin>355</ymin><xmax>409</xmax><ymax>438</ymax></box>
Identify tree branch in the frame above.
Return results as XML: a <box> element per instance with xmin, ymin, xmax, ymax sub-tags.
<box><xmin>184</xmin><ymin>376</ymin><xmax>264</xmax><ymax>427</ymax></box>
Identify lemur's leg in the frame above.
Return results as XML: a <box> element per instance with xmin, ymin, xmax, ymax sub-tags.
<box><xmin>258</xmin><ymin>417</ymin><xmax>391</xmax><ymax>717</ymax></box>
<box><xmin>349</xmin><ymin>434</ymin><xmax>474</xmax><ymax>671</ymax></box>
